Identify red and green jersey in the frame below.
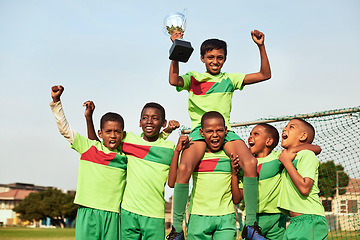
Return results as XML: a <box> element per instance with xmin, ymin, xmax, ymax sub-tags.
<box><xmin>238</xmin><ymin>151</ymin><xmax>284</xmax><ymax>214</ymax></box>
<box><xmin>177</xmin><ymin>71</ymin><xmax>245</xmax><ymax>130</ymax></box>
<box><xmin>188</xmin><ymin>150</ymin><xmax>234</xmax><ymax>216</ymax></box>
<box><xmin>120</xmin><ymin>132</ymin><xmax>175</xmax><ymax>218</ymax></box>
<box><xmin>255</xmin><ymin>151</ymin><xmax>283</xmax><ymax>214</ymax></box>
<box><xmin>278</xmin><ymin>150</ymin><xmax>325</xmax><ymax>216</ymax></box>
<box><xmin>71</xmin><ymin>133</ymin><xmax>127</xmax><ymax>213</ymax></box>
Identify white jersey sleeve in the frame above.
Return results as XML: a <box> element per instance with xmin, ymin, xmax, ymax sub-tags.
<box><xmin>50</xmin><ymin>100</ymin><xmax>76</xmax><ymax>144</ymax></box>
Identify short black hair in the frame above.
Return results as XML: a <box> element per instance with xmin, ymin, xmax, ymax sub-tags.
<box><xmin>257</xmin><ymin>123</ymin><xmax>279</xmax><ymax>150</ymax></box>
<box><xmin>100</xmin><ymin>112</ymin><xmax>124</xmax><ymax>130</ymax></box>
<box><xmin>141</xmin><ymin>102</ymin><xmax>166</xmax><ymax>121</ymax></box>
<box><xmin>200</xmin><ymin>39</ymin><xmax>227</xmax><ymax>58</ymax></box>
<box><xmin>201</xmin><ymin>111</ymin><xmax>225</xmax><ymax>127</ymax></box>
<box><xmin>292</xmin><ymin>118</ymin><xmax>315</xmax><ymax>143</ymax></box>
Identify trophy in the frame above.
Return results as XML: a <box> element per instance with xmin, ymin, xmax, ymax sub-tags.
<box><xmin>163</xmin><ymin>9</ymin><xmax>194</xmax><ymax>63</ymax></box>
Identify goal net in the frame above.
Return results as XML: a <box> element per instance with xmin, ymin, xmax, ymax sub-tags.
<box><xmin>181</xmin><ymin>106</ymin><xmax>360</xmax><ymax>238</ymax></box>
<box><xmin>229</xmin><ymin>106</ymin><xmax>360</xmax><ymax>238</ymax></box>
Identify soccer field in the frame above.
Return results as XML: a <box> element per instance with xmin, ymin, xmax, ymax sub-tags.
<box><xmin>0</xmin><ymin>227</ymin><xmax>75</xmax><ymax>240</ymax></box>
<box><xmin>1</xmin><ymin>227</ymin><xmax>359</xmax><ymax>239</ymax></box>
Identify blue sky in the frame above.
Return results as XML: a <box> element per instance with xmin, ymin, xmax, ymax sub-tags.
<box><xmin>0</xmin><ymin>0</ymin><xmax>359</xmax><ymax>200</ymax></box>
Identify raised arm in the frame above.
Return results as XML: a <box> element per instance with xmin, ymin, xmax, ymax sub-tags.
<box><xmin>83</xmin><ymin>101</ymin><xmax>100</xmax><ymax>142</ymax></box>
<box><xmin>168</xmin><ymin>135</ymin><xmax>191</xmax><ymax>188</ymax></box>
<box><xmin>279</xmin><ymin>149</ymin><xmax>314</xmax><ymax>196</ymax></box>
<box><xmin>160</xmin><ymin>120</ymin><xmax>180</xmax><ymax>140</ymax></box>
<box><xmin>50</xmin><ymin>85</ymin><xmax>76</xmax><ymax>144</ymax></box>
<box><xmin>168</xmin><ymin>31</ymin><xmax>184</xmax><ymax>87</ymax></box>
<box><xmin>243</xmin><ymin>30</ymin><xmax>271</xmax><ymax>85</ymax></box>
<box><xmin>230</xmin><ymin>154</ymin><xmax>243</xmax><ymax>204</ymax></box>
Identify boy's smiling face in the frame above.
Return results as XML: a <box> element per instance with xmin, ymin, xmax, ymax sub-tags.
<box><xmin>140</xmin><ymin>107</ymin><xmax>166</xmax><ymax>142</ymax></box>
<box><xmin>281</xmin><ymin>119</ymin><xmax>305</xmax><ymax>149</ymax></box>
<box><xmin>201</xmin><ymin>48</ymin><xmax>226</xmax><ymax>75</ymax></box>
<box><xmin>98</xmin><ymin>121</ymin><xmax>124</xmax><ymax>151</ymax></box>
<box><xmin>248</xmin><ymin>125</ymin><xmax>271</xmax><ymax>157</ymax></box>
<box><xmin>200</xmin><ymin>117</ymin><xmax>227</xmax><ymax>153</ymax></box>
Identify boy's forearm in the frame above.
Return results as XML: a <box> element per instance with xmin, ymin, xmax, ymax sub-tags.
<box><xmin>258</xmin><ymin>44</ymin><xmax>271</xmax><ymax>80</ymax></box>
<box><xmin>283</xmin><ymin>161</ymin><xmax>312</xmax><ymax>196</ymax></box>
<box><xmin>168</xmin><ymin>149</ymin><xmax>181</xmax><ymax>188</ymax></box>
<box><xmin>85</xmin><ymin>116</ymin><xmax>99</xmax><ymax>141</ymax></box>
<box><xmin>50</xmin><ymin>101</ymin><xmax>76</xmax><ymax>144</ymax></box>
<box><xmin>231</xmin><ymin>174</ymin><xmax>242</xmax><ymax>204</ymax></box>
<box><xmin>291</xmin><ymin>144</ymin><xmax>322</xmax><ymax>155</ymax></box>
<box><xmin>169</xmin><ymin>60</ymin><xmax>182</xmax><ymax>87</ymax></box>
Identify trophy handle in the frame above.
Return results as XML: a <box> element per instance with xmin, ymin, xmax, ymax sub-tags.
<box><xmin>182</xmin><ymin>9</ymin><xmax>188</xmax><ymax>29</ymax></box>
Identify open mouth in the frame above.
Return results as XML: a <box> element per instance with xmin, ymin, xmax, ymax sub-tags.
<box><xmin>210</xmin><ymin>139</ymin><xmax>220</xmax><ymax>147</ymax></box>
<box><xmin>248</xmin><ymin>141</ymin><xmax>255</xmax><ymax>147</ymax></box>
<box><xmin>107</xmin><ymin>140</ymin><xmax>117</xmax><ymax>149</ymax></box>
<box><xmin>282</xmin><ymin>133</ymin><xmax>288</xmax><ymax>140</ymax></box>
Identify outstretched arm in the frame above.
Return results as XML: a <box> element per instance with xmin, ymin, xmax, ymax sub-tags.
<box><xmin>230</xmin><ymin>154</ymin><xmax>243</xmax><ymax>204</ymax></box>
<box><xmin>279</xmin><ymin>149</ymin><xmax>314</xmax><ymax>196</ymax></box>
<box><xmin>168</xmin><ymin>135</ymin><xmax>192</xmax><ymax>188</ymax></box>
<box><xmin>83</xmin><ymin>101</ymin><xmax>100</xmax><ymax>142</ymax></box>
<box><xmin>290</xmin><ymin>143</ymin><xmax>322</xmax><ymax>155</ymax></box>
<box><xmin>50</xmin><ymin>85</ymin><xmax>76</xmax><ymax>144</ymax></box>
<box><xmin>243</xmin><ymin>30</ymin><xmax>271</xmax><ymax>85</ymax></box>
<box><xmin>169</xmin><ymin>31</ymin><xmax>184</xmax><ymax>87</ymax></box>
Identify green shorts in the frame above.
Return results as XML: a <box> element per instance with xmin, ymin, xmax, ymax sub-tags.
<box><xmin>75</xmin><ymin>206</ymin><xmax>120</xmax><ymax>240</ymax></box>
<box><xmin>187</xmin><ymin>214</ymin><xmax>237</xmax><ymax>240</ymax></box>
<box><xmin>283</xmin><ymin>214</ymin><xmax>328</xmax><ymax>240</ymax></box>
<box><xmin>189</xmin><ymin>125</ymin><xmax>242</xmax><ymax>143</ymax></box>
<box><xmin>257</xmin><ymin>213</ymin><xmax>286</xmax><ymax>240</ymax></box>
<box><xmin>120</xmin><ymin>208</ymin><xmax>165</xmax><ymax>240</ymax></box>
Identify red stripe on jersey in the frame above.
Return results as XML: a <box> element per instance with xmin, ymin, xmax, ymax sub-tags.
<box><xmin>257</xmin><ymin>163</ymin><xmax>262</xmax><ymax>176</ymax></box>
<box><xmin>80</xmin><ymin>145</ymin><xmax>116</xmax><ymax>166</ymax></box>
<box><xmin>189</xmin><ymin>76</ymin><xmax>215</xmax><ymax>95</ymax></box>
<box><xmin>194</xmin><ymin>158</ymin><xmax>220</xmax><ymax>172</ymax></box>
<box><xmin>122</xmin><ymin>142</ymin><xmax>151</xmax><ymax>159</ymax></box>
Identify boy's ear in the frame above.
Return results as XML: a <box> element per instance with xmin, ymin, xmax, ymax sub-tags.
<box><xmin>225</xmin><ymin>126</ymin><xmax>228</xmax><ymax>135</ymax></box>
<box><xmin>162</xmin><ymin>119</ymin><xmax>167</xmax><ymax>128</ymax></box>
<box><xmin>98</xmin><ymin>130</ymin><xmax>102</xmax><ymax>139</ymax></box>
<box><xmin>122</xmin><ymin>131</ymin><xmax>126</xmax><ymax>139</ymax></box>
<box><xmin>265</xmin><ymin>137</ymin><xmax>273</xmax><ymax>147</ymax></box>
<box><xmin>299</xmin><ymin>132</ymin><xmax>308</xmax><ymax>142</ymax></box>
<box><xmin>199</xmin><ymin>128</ymin><xmax>204</xmax><ymax>138</ymax></box>
<box><xmin>200</xmin><ymin>55</ymin><xmax>205</xmax><ymax>63</ymax></box>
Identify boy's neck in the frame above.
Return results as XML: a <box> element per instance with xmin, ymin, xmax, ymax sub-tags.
<box><xmin>142</xmin><ymin>133</ymin><xmax>159</xmax><ymax>142</ymax></box>
<box><xmin>284</xmin><ymin>143</ymin><xmax>302</xmax><ymax>150</ymax></box>
<box><xmin>255</xmin><ymin>148</ymin><xmax>272</xmax><ymax>158</ymax></box>
<box><xmin>206</xmin><ymin>71</ymin><xmax>221</xmax><ymax>76</ymax></box>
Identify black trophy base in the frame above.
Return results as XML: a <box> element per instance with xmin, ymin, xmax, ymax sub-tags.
<box><xmin>169</xmin><ymin>39</ymin><xmax>194</xmax><ymax>63</ymax></box>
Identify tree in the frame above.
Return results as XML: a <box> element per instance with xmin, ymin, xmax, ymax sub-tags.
<box><xmin>318</xmin><ymin>160</ymin><xmax>350</xmax><ymax>198</ymax></box>
<box><xmin>13</xmin><ymin>188</ymin><xmax>77</xmax><ymax>228</ymax></box>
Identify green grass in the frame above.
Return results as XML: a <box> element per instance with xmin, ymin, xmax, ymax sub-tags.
<box><xmin>0</xmin><ymin>227</ymin><xmax>75</xmax><ymax>240</ymax></box>
<box><xmin>2</xmin><ymin>227</ymin><xmax>359</xmax><ymax>239</ymax></box>
<box><xmin>328</xmin><ymin>230</ymin><xmax>360</xmax><ymax>240</ymax></box>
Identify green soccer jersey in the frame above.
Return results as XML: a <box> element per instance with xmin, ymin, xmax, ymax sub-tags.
<box><xmin>177</xmin><ymin>71</ymin><xmax>245</xmax><ymax>131</ymax></box>
<box><xmin>71</xmin><ymin>133</ymin><xmax>127</xmax><ymax>213</ymax></box>
<box><xmin>278</xmin><ymin>150</ymin><xmax>325</xmax><ymax>216</ymax></box>
<box><xmin>188</xmin><ymin>150</ymin><xmax>234</xmax><ymax>216</ymax></box>
<box><xmin>120</xmin><ymin>132</ymin><xmax>175</xmax><ymax>218</ymax></box>
<box><xmin>256</xmin><ymin>151</ymin><xmax>283</xmax><ymax>214</ymax></box>
<box><xmin>238</xmin><ymin>151</ymin><xmax>284</xmax><ymax>214</ymax></box>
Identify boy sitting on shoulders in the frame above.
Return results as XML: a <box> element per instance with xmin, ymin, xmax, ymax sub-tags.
<box><xmin>168</xmin><ymin>29</ymin><xmax>271</xmax><ymax>240</ymax></box>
